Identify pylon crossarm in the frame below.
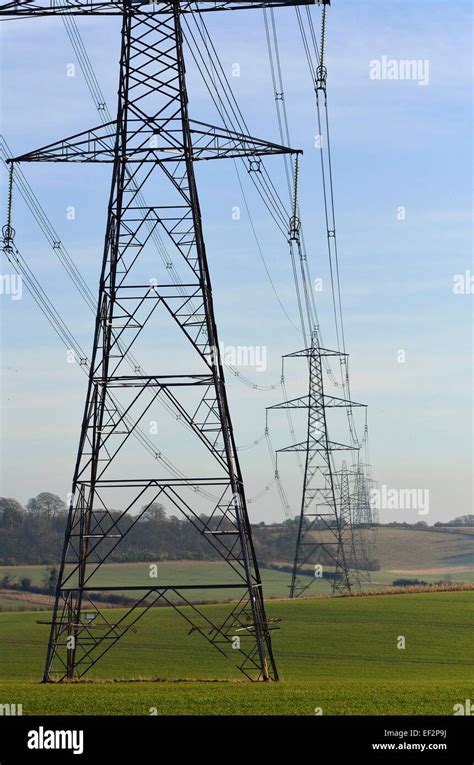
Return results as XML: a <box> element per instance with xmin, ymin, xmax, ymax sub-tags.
<box><xmin>191</xmin><ymin>120</ymin><xmax>300</xmax><ymax>160</ymax></box>
<box><xmin>267</xmin><ymin>394</ymin><xmax>309</xmax><ymax>410</ymax></box>
<box><xmin>9</xmin><ymin>119</ymin><xmax>299</xmax><ymax>164</ymax></box>
<box><xmin>0</xmin><ymin>1</ymin><xmax>318</xmax><ymax>19</ymax></box>
<box><xmin>268</xmin><ymin>394</ymin><xmax>365</xmax><ymax>411</ymax></box>
<box><xmin>323</xmin><ymin>395</ymin><xmax>366</xmax><ymax>409</ymax></box>
<box><xmin>284</xmin><ymin>346</ymin><xmax>348</xmax><ymax>359</ymax></box>
<box><xmin>278</xmin><ymin>440</ymin><xmax>358</xmax><ymax>453</ymax></box>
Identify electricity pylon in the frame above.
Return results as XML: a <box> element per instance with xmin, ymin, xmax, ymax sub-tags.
<box><xmin>333</xmin><ymin>461</ymin><xmax>361</xmax><ymax>592</ymax></box>
<box><xmin>0</xmin><ymin>0</ymin><xmax>319</xmax><ymax>683</ymax></box>
<box><xmin>351</xmin><ymin>458</ymin><xmax>378</xmax><ymax>582</ymax></box>
<box><xmin>267</xmin><ymin>332</ymin><xmax>365</xmax><ymax>598</ymax></box>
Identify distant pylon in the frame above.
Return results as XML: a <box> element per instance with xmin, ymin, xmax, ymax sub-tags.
<box><xmin>267</xmin><ymin>331</ymin><xmax>364</xmax><ymax>598</ymax></box>
<box><xmin>351</xmin><ymin>457</ymin><xmax>378</xmax><ymax>581</ymax></box>
<box><xmin>334</xmin><ymin>461</ymin><xmax>361</xmax><ymax>592</ymax></box>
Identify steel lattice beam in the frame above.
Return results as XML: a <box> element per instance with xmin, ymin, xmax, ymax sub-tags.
<box><xmin>10</xmin><ymin>119</ymin><xmax>299</xmax><ymax>164</ymax></box>
<box><xmin>0</xmin><ymin>1</ymin><xmax>324</xmax><ymax>18</ymax></box>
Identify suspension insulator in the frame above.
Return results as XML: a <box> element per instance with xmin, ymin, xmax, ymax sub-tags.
<box><xmin>316</xmin><ymin>65</ymin><xmax>328</xmax><ymax>92</ymax></box>
<box><xmin>2</xmin><ymin>224</ymin><xmax>15</xmax><ymax>251</ymax></box>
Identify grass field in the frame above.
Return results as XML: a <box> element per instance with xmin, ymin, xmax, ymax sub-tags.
<box><xmin>1</xmin><ymin>554</ymin><xmax>473</xmax><ymax>612</ymax></box>
<box><xmin>0</xmin><ymin>591</ymin><xmax>472</xmax><ymax>715</ymax></box>
<box><xmin>0</xmin><ymin>562</ymin><xmax>299</xmax><ymax>609</ymax></box>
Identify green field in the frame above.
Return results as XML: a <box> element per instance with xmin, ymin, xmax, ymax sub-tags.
<box><xmin>0</xmin><ymin>591</ymin><xmax>472</xmax><ymax>715</ymax></box>
<box><xmin>0</xmin><ymin>562</ymin><xmax>299</xmax><ymax>609</ymax></box>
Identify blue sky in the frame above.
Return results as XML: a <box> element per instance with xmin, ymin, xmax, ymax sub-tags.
<box><xmin>0</xmin><ymin>0</ymin><xmax>472</xmax><ymax>525</ymax></box>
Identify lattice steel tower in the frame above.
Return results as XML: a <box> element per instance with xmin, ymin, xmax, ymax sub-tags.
<box><xmin>267</xmin><ymin>333</ymin><xmax>364</xmax><ymax>598</ymax></box>
<box><xmin>333</xmin><ymin>461</ymin><xmax>361</xmax><ymax>592</ymax></box>
<box><xmin>0</xmin><ymin>0</ymin><xmax>324</xmax><ymax>682</ymax></box>
<box><xmin>351</xmin><ymin>452</ymin><xmax>378</xmax><ymax>581</ymax></box>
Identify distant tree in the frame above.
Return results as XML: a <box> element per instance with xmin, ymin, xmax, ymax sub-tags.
<box><xmin>393</xmin><ymin>578</ymin><xmax>428</xmax><ymax>587</ymax></box>
<box><xmin>20</xmin><ymin>577</ymin><xmax>32</xmax><ymax>589</ymax></box>
<box><xmin>142</xmin><ymin>502</ymin><xmax>166</xmax><ymax>522</ymax></box>
<box><xmin>447</xmin><ymin>514</ymin><xmax>474</xmax><ymax>527</ymax></box>
<box><xmin>0</xmin><ymin>497</ymin><xmax>25</xmax><ymax>529</ymax></box>
<box><xmin>366</xmin><ymin>559</ymin><xmax>381</xmax><ymax>571</ymax></box>
<box><xmin>1</xmin><ymin>575</ymin><xmax>13</xmax><ymax>588</ymax></box>
<box><xmin>42</xmin><ymin>566</ymin><xmax>58</xmax><ymax>591</ymax></box>
<box><xmin>26</xmin><ymin>492</ymin><xmax>66</xmax><ymax>519</ymax></box>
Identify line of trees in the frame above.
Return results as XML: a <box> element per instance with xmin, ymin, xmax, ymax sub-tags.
<box><xmin>0</xmin><ymin>494</ymin><xmax>69</xmax><ymax>565</ymax></box>
<box><xmin>435</xmin><ymin>515</ymin><xmax>474</xmax><ymax>527</ymax></box>
<box><xmin>0</xmin><ymin>493</ymin><xmax>308</xmax><ymax>566</ymax></box>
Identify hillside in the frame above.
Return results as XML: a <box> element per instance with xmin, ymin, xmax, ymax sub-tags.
<box><xmin>371</xmin><ymin>526</ymin><xmax>474</xmax><ymax>570</ymax></box>
<box><xmin>306</xmin><ymin>525</ymin><xmax>474</xmax><ymax>571</ymax></box>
